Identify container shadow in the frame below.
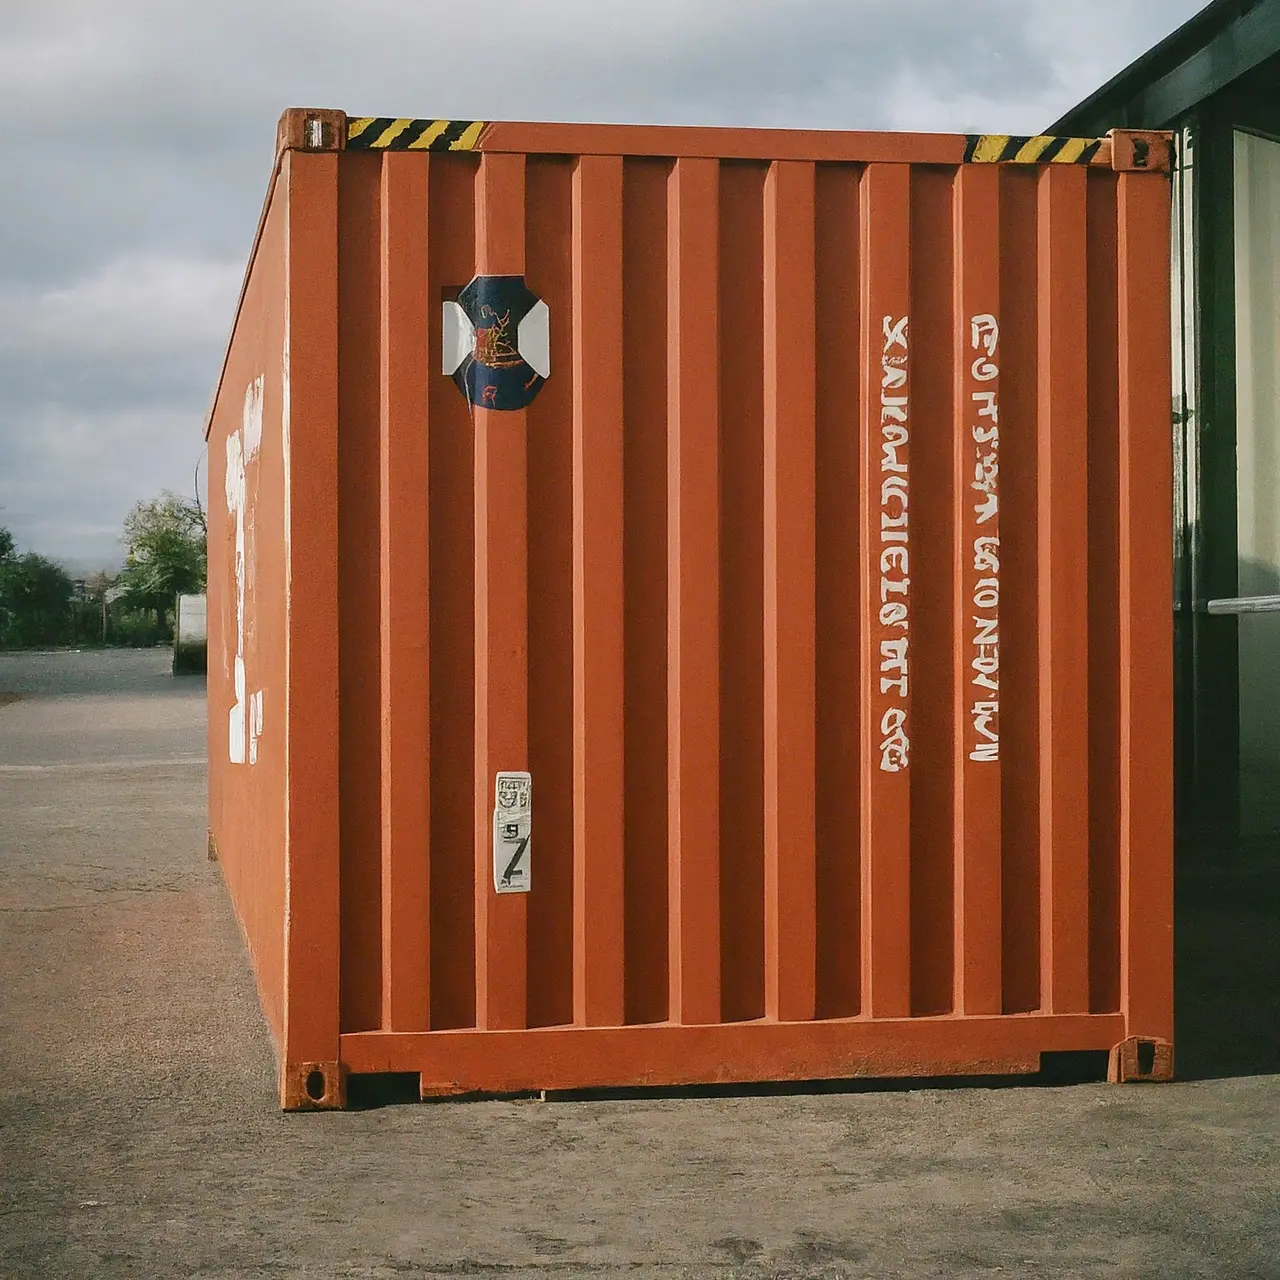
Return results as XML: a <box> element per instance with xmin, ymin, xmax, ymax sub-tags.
<box><xmin>1174</xmin><ymin>832</ymin><xmax>1280</xmax><ymax>1080</ymax></box>
<box><xmin>538</xmin><ymin>1053</ymin><xmax>1112</xmax><ymax>1104</ymax></box>
<box><xmin>348</xmin><ymin>1053</ymin><xmax>1114</xmax><ymax>1111</ymax></box>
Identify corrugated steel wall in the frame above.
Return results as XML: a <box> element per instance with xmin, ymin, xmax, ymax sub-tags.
<box><xmin>207</xmin><ymin>188</ymin><xmax>290</xmax><ymax>1047</ymax></box>
<box><xmin>208</xmin><ymin>119</ymin><xmax>1174</xmax><ymax>1106</ymax></box>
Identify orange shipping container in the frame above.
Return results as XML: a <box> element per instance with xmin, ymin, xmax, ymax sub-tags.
<box><xmin>206</xmin><ymin>109</ymin><xmax>1174</xmax><ymax>1109</ymax></box>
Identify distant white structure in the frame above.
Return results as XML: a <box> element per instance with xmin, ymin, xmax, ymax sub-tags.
<box><xmin>173</xmin><ymin>593</ymin><xmax>207</xmax><ymax>674</ymax></box>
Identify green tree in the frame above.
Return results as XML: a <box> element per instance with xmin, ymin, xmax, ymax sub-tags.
<box><xmin>0</xmin><ymin>526</ymin><xmax>12</xmax><ymax>643</ymax></box>
<box><xmin>118</xmin><ymin>492</ymin><xmax>207</xmax><ymax>635</ymax></box>
<box><xmin>0</xmin><ymin>547</ymin><xmax>74</xmax><ymax>648</ymax></box>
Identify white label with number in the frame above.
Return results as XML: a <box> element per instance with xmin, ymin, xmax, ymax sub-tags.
<box><xmin>492</xmin><ymin>771</ymin><xmax>532</xmax><ymax>893</ymax></box>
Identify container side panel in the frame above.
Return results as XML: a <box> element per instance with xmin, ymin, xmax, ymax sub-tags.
<box><xmin>1084</xmin><ymin>171</ymin><xmax>1122</xmax><ymax>1016</ymax></box>
<box><xmin>378</xmin><ymin>153</ymin><xmax>431</xmax><ymax>1032</ymax></box>
<box><xmin>208</xmin><ymin>188</ymin><xmax>290</xmax><ymax>1049</ymax></box>
<box><xmin>473</xmin><ymin>152</ymin><xmax>530</xmax><ymax>1031</ymax></box>
<box><xmin>282</xmin><ymin>151</ymin><xmax>342</xmax><ymax>1071</ymax></box>
<box><xmin>718</xmin><ymin>161</ymin><xmax>767</xmax><ymax>1025</ymax></box>
<box><xmin>906</xmin><ymin>167</ymin><xmax>956</xmax><ymax>1017</ymax></box>
<box><xmin>1036</xmin><ymin>165</ymin><xmax>1091</xmax><ymax>1016</ymax></box>
<box><xmin>666</xmin><ymin>157</ymin><xmax>722</xmax><ymax>1026</ymax></box>
<box><xmin>762</xmin><ymin>159</ymin><xmax>817</xmax><ymax>1024</ymax></box>
<box><xmin>858</xmin><ymin>163</ymin><xmax>913</xmax><ymax>1019</ymax></box>
<box><xmin>428</xmin><ymin>156</ymin><xmax>479</xmax><ymax>1030</ymax></box>
<box><xmin>1116</xmin><ymin>172</ymin><xmax>1174</xmax><ymax>1045</ymax></box>
<box><xmin>622</xmin><ymin>159</ymin><xmax>671</xmax><ymax>1025</ymax></box>
<box><xmin>997</xmin><ymin>170</ymin><xmax>1041</xmax><ymax>1015</ymax></box>
<box><xmin>571</xmin><ymin>154</ymin><xmax>626</xmax><ymax>1028</ymax></box>
<box><xmin>525</xmin><ymin>156</ymin><xmax>576</xmax><ymax>1029</ymax></box>
<box><xmin>337</xmin><ymin>153</ymin><xmax>385</xmax><ymax>1035</ymax></box>
<box><xmin>813</xmin><ymin>164</ymin><xmax>863</xmax><ymax>1019</ymax></box>
<box><xmin>951</xmin><ymin>164</ymin><xmax>1004</xmax><ymax>1017</ymax></box>
<box><xmin>214</xmin><ymin>125</ymin><xmax>1174</xmax><ymax>1099</ymax></box>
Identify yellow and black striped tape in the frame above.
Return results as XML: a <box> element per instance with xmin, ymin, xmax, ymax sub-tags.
<box><xmin>346</xmin><ymin>117</ymin><xmax>486</xmax><ymax>151</ymax></box>
<box><xmin>964</xmin><ymin>134</ymin><xmax>1103</xmax><ymax>165</ymax></box>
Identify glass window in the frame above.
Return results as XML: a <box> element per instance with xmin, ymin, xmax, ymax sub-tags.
<box><xmin>1233</xmin><ymin>127</ymin><xmax>1280</xmax><ymax>834</ymax></box>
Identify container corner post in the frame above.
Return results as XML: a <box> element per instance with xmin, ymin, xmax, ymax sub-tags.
<box><xmin>275</xmin><ymin>108</ymin><xmax>347</xmax><ymax>164</ymax></box>
<box><xmin>1108</xmin><ymin>1036</ymin><xmax>1174</xmax><ymax>1083</ymax></box>
<box><xmin>1107</xmin><ymin>129</ymin><xmax>1174</xmax><ymax>174</ymax></box>
<box><xmin>281</xmin><ymin>1060</ymin><xmax>349</xmax><ymax>1111</ymax></box>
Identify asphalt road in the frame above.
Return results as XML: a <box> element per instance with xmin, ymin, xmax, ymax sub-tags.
<box><xmin>1</xmin><ymin>648</ymin><xmax>1278</xmax><ymax>1279</ymax></box>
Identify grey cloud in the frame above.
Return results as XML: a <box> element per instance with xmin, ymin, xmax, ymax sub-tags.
<box><xmin>0</xmin><ymin>0</ymin><xmax>1204</xmax><ymax>567</ymax></box>
<box><xmin>0</xmin><ymin>403</ymin><xmax>207</xmax><ymax>565</ymax></box>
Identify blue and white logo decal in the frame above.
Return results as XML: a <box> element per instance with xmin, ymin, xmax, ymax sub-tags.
<box><xmin>442</xmin><ymin>275</ymin><xmax>550</xmax><ymax>411</ymax></box>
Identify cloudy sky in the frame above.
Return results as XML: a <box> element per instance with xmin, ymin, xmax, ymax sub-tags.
<box><xmin>2</xmin><ymin>0</ymin><xmax>1203</xmax><ymax>570</ymax></box>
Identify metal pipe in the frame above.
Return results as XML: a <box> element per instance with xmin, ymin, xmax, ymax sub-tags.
<box><xmin>1206</xmin><ymin>595</ymin><xmax>1280</xmax><ymax>614</ymax></box>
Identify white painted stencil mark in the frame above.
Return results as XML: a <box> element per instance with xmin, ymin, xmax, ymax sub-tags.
<box><xmin>225</xmin><ymin>376</ymin><xmax>267</xmax><ymax>767</ymax></box>
<box><xmin>967</xmin><ymin>313</ymin><xmax>1001</xmax><ymax>763</ymax></box>
<box><xmin>877</xmin><ymin>314</ymin><xmax>911</xmax><ymax>773</ymax></box>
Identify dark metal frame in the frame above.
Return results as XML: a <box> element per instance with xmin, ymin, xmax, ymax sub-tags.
<box><xmin>1051</xmin><ymin>1</ymin><xmax>1280</xmax><ymax>137</ymax></box>
<box><xmin>1054</xmin><ymin>6</ymin><xmax>1280</xmax><ymax>837</ymax></box>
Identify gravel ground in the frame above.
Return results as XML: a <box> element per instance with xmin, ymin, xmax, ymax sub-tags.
<box><xmin>1</xmin><ymin>648</ymin><xmax>1278</xmax><ymax>1279</ymax></box>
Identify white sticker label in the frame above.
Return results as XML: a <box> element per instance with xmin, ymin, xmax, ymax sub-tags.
<box><xmin>493</xmin><ymin>771</ymin><xmax>532</xmax><ymax>894</ymax></box>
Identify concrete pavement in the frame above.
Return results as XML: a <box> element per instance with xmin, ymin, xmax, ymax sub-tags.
<box><xmin>1</xmin><ymin>649</ymin><xmax>1278</xmax><ymax>1279</ymax></box>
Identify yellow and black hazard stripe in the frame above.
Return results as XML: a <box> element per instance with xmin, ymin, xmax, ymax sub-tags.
<box><xmin>964</xmin><ymin>134</ymin><xmax>1103</xmax><ymax>165</ymax></box>
<box><xmin>346</xmin><ymin>117</ymin><xmax>487</xmax><ymax>151</ymax></box>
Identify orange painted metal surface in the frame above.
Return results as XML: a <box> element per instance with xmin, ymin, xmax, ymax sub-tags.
<box><xmin>206</xmin><ymin>111</ymin><xmax>1174</xmax><ymax>1108</ymax></box>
